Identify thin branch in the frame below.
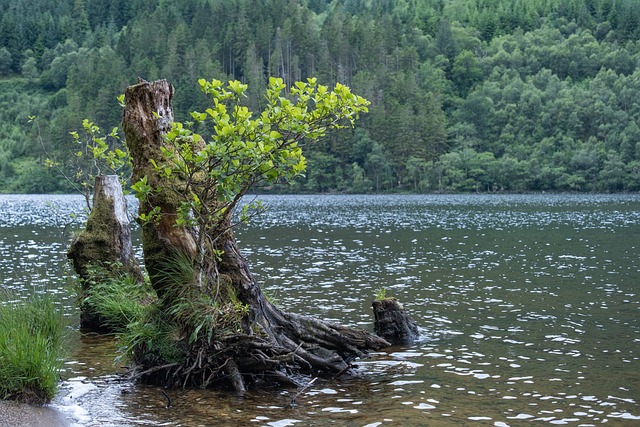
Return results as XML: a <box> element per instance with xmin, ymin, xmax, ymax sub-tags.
<box><xmin>286</xmin><ymin>377</ymin><xmax>317</xmax><ymax>408</ymax></box>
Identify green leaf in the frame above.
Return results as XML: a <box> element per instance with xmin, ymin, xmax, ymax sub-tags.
<box><xmin>191</xmin><ymin>111</ymin><xmax>207</xmax><ymax>122</ymax></box>
<box><xmin>269</xmin><ymin>130</ymin><xmax>282</xmax><ymax>140</ymax></box>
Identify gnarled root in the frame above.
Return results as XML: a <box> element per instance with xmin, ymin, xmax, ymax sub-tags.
<box><xmin>132</xmin><ymin>301</ymin><xmax>389</xmax><ymax>394</ymax></box>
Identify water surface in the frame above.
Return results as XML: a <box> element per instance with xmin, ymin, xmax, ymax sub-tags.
<box><xmin>1</xmin><ymin>194</ymin><xmax>638</xmax><ymax>426</ymax></box>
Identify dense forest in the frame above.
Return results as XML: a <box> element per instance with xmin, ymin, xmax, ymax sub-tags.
<box><xmin>1</xmin><ymin>0</ymin><xmax>640</xmax><ymax>193</ymax></box>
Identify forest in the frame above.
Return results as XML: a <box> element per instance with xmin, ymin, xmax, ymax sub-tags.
<box><xmin>1</xmin><ymin>0</ymin><xmax>640</xmax><ymax>193</ymax></box>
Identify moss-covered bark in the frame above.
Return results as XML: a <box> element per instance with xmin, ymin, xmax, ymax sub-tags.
<box><xmin>67</xmin><ymin>174</ymin><xmax>143</xmax><ymax>330</ymax></box>
<box><xmin>123</xmin><ymin>79</ymin><xmax>199</xmax><ymax>301</ymax></box>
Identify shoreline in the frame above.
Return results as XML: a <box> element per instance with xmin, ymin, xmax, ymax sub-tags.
<box><xmin>0</xmin><ymin>400</ymin><xmax>69</xmax><ymax>427</ymax></box>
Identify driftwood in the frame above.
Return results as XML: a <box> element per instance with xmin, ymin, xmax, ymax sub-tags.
<box><xmin>122</xmin><ymin>79</ymin><xmax>390</xmax><ymax>393</ymax></box>
<box><xmin>67</xmin><ymin>175</ymin><xmax>143</xmax><ymax>330</ymax></box>
<box><xmin>373</xmin><ymin>298</ymin><xmax>419</xmax><ymax>345</ymax></box>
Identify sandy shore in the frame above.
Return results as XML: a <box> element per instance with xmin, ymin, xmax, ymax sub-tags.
<box><xmin>0</xmin><ymin>400</ymin><xmax>69</xmax><ymax>427</ymax></box>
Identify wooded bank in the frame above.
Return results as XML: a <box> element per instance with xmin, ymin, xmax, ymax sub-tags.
<box><xmin>3</xmin><ymin>0</ymin><xmax>640</xmax><ymax>193</ymax></box>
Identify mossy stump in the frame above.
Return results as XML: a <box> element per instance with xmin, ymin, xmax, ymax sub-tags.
<box><xmin>67</xmin><ymin>175</ymin><xmax>143</xmax><ymax>331</ymax></box>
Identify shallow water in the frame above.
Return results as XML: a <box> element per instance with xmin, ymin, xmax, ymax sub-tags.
<box><xmin>1</xmin><ymin>194</ymin><xmax>639</xmax><ymax>426</ymax></box>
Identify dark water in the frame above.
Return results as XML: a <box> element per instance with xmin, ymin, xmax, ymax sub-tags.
<box><xmin>0</xmin><ymin>194</ymin><xmax>639</xmax><ymax>426</ymax></box>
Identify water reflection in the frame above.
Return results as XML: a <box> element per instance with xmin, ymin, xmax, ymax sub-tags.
<box><xmin>1</xmin><ymin>194</ymin><xmax>639</xmax><ymax>425</ymax></box>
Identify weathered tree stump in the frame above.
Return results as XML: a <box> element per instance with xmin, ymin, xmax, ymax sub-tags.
<box><xmin>67</xmin><ymin>174</ymin><xmax>143</xmax><ymax>330</ymax></box>
<box><xmin>372</xmin><ymin>298</ymin><xmax>419</xmax><ymax>345</ymax></box>
<box><xmin>122</xmin><ymin>79</ymin><xmax>390</xmax><ymax>393</ymax></box>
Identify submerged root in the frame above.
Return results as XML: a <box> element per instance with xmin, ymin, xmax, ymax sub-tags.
<box><xmin>130</xmin><ymin>300</ymin><xmax>389</xmax><ymax>393</ymax></box>
<box><xmin>223</xmin><ymin>359</ymin><xmax>245</xmax><ymax>395</ymax></box>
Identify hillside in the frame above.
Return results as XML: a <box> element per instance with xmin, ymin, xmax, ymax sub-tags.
<box><xmin>1</xmin><ymin>0</ymin><xmax>639</xmax><ymax>193</ymax></box>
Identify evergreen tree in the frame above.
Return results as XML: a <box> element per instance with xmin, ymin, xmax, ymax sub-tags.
<box><xmin>2</xmin><ymin>0</ymin><xmax>640</xmax><ymax>193</ymax></box>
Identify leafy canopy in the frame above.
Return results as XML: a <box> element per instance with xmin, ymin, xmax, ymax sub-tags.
<box><xmin>134</xmin><ymin>77</ymin><xmax>369</xmax><ymax>238</ymax></box>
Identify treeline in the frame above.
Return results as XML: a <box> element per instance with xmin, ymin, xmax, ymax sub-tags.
<box><xmin>1</xmin><ymin>0</ymin><xmax>640</xmax><ymax>193</ymax></box>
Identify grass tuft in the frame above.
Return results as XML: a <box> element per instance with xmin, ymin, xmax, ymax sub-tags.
<box><xmin>374</xmin><ymin>287</ymin><xmax>388</xmax><ymax>301</ymax></box>
<box><xmin>79</xmin><ymin>253</ymin><xmax>254</xmax><ymax>382</ymax></box>
<box><xmin>0</xmin><ymin>293</ymin><xmax>67</xmax><ymax>404</ymax></box>
<box><xmin>82</xmin><ymin>266</ymin><xmax>156</xmax><ymax>332</ymax></box>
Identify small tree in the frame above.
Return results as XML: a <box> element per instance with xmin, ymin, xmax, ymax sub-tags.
<box><xmin>34</xmin><ymin>111</ymin><xmax>142</xmax><ymax>332</ymax></box>
<box><xmin>38</xmin><ymin>116</ymin><xmax>129</xmax><ymax>210</ymax></box>
<box><xmin>133</xmin><ymin>77</ymin><xmax>368</xmax><ymax>291</ymax></box>
<box><xmin>123</xmin><ymin>78</ymin><xmax>388</xmax><ymax>392</ymax></box>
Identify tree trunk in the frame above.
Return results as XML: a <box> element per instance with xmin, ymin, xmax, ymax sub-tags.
<box><xmin>122</xmin><ymin>79</ymin><xmax>389</xmax><ymax>393</ymax></box>
<box><xmin>67</xmin><ymin>174</ymin><xmax>143</xmax><ymax>331</ymax></box>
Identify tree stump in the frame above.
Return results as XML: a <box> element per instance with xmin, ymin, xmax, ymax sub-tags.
<box><xmin>67</xmin><ymin>175</ymin><xmax>143</xmax><ymax>330</ymax></box>
<box><xmin>122</xmin><ymin>79</ymin><xmax>390</xmax><ymax>393</ymax></box>
<box><xmin>372</xmin><ymin>298</ymin><xmax>419</xmax><ymax>345</ymax></box>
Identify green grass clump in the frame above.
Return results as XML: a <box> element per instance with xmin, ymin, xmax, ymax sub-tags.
<box><xmin>79</xmin><ymin>267</ymin><xmax>174</xmax><ymax>365</ymax></box>
<box><xmin>82</xmin><ymin>268</ymin><xmax>156</xmax><ymax>332</ymax></box>
<box><xmin>374</xmin><ymin>287</ymin><xmax>388</xmax><ymax>301</ymax></box>
<box><xmin>0</xmin><ymin>294</ymin><xmax>66</xmax><ymax>404</ymax></box>
<box><xmin>80</xmin><ymin>255</ymin><xmax>254</xmax><ymax>384</ymax></box>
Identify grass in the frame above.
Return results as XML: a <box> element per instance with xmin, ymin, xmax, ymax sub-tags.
<box><xmin>80</xmin><ymin>254</ymin><xmax>255</xmax><ymax>381</ymax></box>
<box><xmin>0</xmin><ymin>293</ymin><xmax>67</xmax><ymax>404</ymax></box>
<box><xmin>374</xmin><ymin>287</ymin><xmax>388</xmax><ymax>300</ymax></box>
<box><xmin>80</xmin><ymin>263</ymin><xmax>184</xmax><ymax>366</ymax></box>
<box><xmin>82</xmin><ymin>267</ymin><xmax>156</xmax><ymax>332</ymax></box>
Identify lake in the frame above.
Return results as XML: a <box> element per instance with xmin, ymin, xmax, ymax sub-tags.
<box><xmin>0</xmin><ymin>194</ymin><xmax>639</xmax><ymax>426</ymax></box>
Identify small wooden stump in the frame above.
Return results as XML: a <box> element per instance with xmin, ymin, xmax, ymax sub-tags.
<box><xmin>372</xmin><ymin>298</ymin><xmax>419</xmax><ymax>345</ymax></box>
<box><xmin>67</xmin><ymin>175</ymin><xmax>143</xmax><ymax>331</ymax></box>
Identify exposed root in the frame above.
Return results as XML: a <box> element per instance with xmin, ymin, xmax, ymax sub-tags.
<box><xmin>161</xmin><ymin>389</ymin><xmax>172</xmax><ymax>408</ymax></box>
<box><xmin>131</xmin><ymin>299</ymin><xmax>390</xmax><ymax>391</ymax></box>
<box><xmin>224</xmin><ymin>359</ymin><xmax>246</xmax><ymax>396</ymax></box>
<box><xmin>286</xmin><ymin>377</ymin><xmax>317</xmax><ymax>408</ymax></box>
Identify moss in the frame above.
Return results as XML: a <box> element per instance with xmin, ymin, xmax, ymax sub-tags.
<box><xmin>75</xmin><ymin>197</ymin><xmax>118</xmax><ymax>261</ymax></box>
<box><xmin>216</xmin><ymin>274</ymin><xmax>234</xmax><ymax>300</ymax></box>
<box><xmin>68</xmin><ymin>193</ymin><xmax>142</xmax><ymax>288</ymax></box>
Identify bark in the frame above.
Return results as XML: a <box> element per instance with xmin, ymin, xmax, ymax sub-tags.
<box><xmin>122</xmin><ymin>79</ymin><xmax>190</xmax><ymax>301</ymax></box>
<box><xmin>67</xmin><ymin>174</ymin><xmax>143</xmax><ymax>330</ymax></box>
<box><xmin>122</xmin><ymin>79</ymin><xmax>389</xmax><ymax>392</ymax></box>
<box><xmin>372</xmin><ymin>298</ymin><xmax>419</xmax><ymax>345</ymax></box>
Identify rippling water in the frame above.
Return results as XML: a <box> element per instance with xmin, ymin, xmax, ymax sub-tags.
<box><xmin>1</xmin><ymin>194</ymin><xmax>639</xmax><ymax>426</ymax></box>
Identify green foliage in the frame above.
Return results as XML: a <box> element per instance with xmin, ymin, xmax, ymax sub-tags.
<box><xmin>82</xmin><ymin>264</ymin><xmax>156</xmax><ymax>332</ymax></box>
<box><xmin>375</xmin><ymin>287</ymin><xmax>388</xmax><ymax>301</ymax></box>
<box><xmin>78</xmin><ymin>263</ymin><xmax>192</xmax><ymax>366</ymax></box>
<box><xmin>0</xmin><ymin>79</ymin><xmax>57</xmax><ymax>193</ymax></box>
<box><xmin>134</xmin><ymin>77</ymin><xmax>368</xmax><ymax>253</ymax></box>
<box><xmin>0</xmin><ymin>292</ymin><xmax>67</xmax><ymax>403</ymax></box>
<box><xmin>119</xmin><ymin>313</ymin><xmax>183</xmax><ymax>366</ymax></box>
<box><xmin>3</xmin><ymin>0</ymin><xmax>640</xmax><ymax>193</ymax></box>
<box><xmin>98</xmin><ymin>253</ymin><xmax>253</xmax><ymax>367</ymax></box>
<box><xmin>43</xmin><ymin>118</ymin><xmax>130</xmax><ymax>208</ymax></box>
<box><xmin>80</xmin><ymin>261</ymin><xmax>182</xmax><ymax>366</ymax></box>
